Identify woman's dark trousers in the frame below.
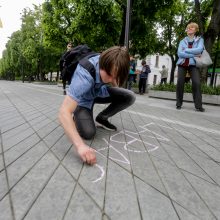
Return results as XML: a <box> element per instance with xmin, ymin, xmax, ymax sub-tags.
<box><xmin>74</xmin><ymin>87</ymin><xmax>136</xmax><ymax>139</ymax></box>
<box><xmin>176</xmin><ymin>65</ymin><xmax>202</xmax><ymax>109</ymax></box>
<box><xmin>139</xmin><ymin>78</ymin><xmax>147</xmax><ymax>94</ymax></box>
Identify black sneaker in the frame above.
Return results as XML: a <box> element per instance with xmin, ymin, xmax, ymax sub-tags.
<box><xmin>176</xmin><ymin>106</ymin><xmax>181</xmax><ymax>110</ymax></box>
<box><xmin>95</xmin><ymin>116</ymin><xmax>117</xmax><ymax>131</ymax></box>
<box><xmin>63</xmin><ymin>90</ymin><xmax>66</xmax><ymax>95</ymax></box>
<box><xmin>195</xmin><ymin>107</ymin><xmax>205</xmax><ymax>112</ymax></box>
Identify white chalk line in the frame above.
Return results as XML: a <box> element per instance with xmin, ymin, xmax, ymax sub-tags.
<box><xmin>125</xmin><ymin>110</ymin><xmax>220</xmax><ymax>135</ymax></box>
<box><xmin>91</xmin><ymin>123</ymin><xmax>166</xmax><ymax>183</ymax></box>
<box><xmin>91</xmin><ymin>164</ymin><xmax>105</xmax><ymax>183</ymax></box>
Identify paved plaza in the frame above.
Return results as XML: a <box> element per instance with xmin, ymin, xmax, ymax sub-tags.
<box><xmin>0</xmin><ymin>80</ymin><xmax>220</xmax><ymax>220</ymax></box>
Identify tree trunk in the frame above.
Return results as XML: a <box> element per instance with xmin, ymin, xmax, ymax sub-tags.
<box><xmin>194</xmin><ymin>0</ymin><xmax>204</xmax><ymax>35</ymax></box>
<box><xmin>119</xmin><ymin>4</ymin><xmax>126</xmax><ymax>45</ymax></box>
<box><xmin>195</xmin><ymin>0</ymin><xmax>220</xmax><ymax>83</ymax></box>
<box><xmin>169</xmin><ymin>55</ymin><xmax>178</xmax><ymax>84</ymax></box>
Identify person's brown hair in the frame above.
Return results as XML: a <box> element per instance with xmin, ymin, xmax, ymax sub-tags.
<box><xmin>99</xmin><ymin>46</ymin><xmax>129</xmax><ymax>86</ymax></box>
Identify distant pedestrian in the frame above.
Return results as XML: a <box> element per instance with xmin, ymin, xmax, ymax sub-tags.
<box><xmin>176</xmin><ymin>22</ymin><xmax>205</xmax><ymax>112</ymax></box>
<box><xmin>127</xmin><ymin>56</ymin><xmax>136</xmax><ymax>90</ymax></box>
<box><xmin>159</xmin><ymin>65</ymin><xmax>168</xmax><ymax>84</ymax></box>
<box><xmin>138</xmin><ymin>60</ymin><xmax>151</xmax><ymax>94</ymax></box>
<box><xmin>185</xmin><ymin>71</ymin><xmax>191</xmax><ymax>83</ymax></box>
<box><xmin>60</xmin><ymin>42</ymin><xmax>73</xmax><ymax>95</ymax></box>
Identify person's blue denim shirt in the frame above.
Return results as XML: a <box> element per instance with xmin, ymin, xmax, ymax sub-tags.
<box><xmin>67</xmin><ymin>55</ymin><xmax>109</xmax><ymax>109</ymax></box>
<box><xmin>176</xmin><ymin>36</ymin><xmax>204</xmax><ymax>66</ymax></box>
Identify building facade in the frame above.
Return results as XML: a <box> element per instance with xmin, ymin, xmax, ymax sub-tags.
<box><xmin>136</xmin><ymin>54</ymin><xmax>175</xmax><ymax>86</ymax></box>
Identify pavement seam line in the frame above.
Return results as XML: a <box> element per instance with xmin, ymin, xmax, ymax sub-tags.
<box><xmin>0</xmin><ymin>129</ymin><xmax>16</xmax><ymax>220</ymax></box>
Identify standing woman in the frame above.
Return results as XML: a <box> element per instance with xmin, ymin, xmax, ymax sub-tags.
<box><xmin>176</xmin><ymin>22</ymin><xmax>205</xmax><ymax>112</ymax></box>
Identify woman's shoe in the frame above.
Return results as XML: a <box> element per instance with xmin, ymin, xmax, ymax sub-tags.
<box><xmin>195</xmin><ymin>107</ymin><xmax>205</xmax><ymax>112</ymax></box>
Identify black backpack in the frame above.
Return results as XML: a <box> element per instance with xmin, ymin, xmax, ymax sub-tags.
<box><xmin>61</xmin><ymin>44</ymin><xmax>99</xmax><ymax>83</ymax></box>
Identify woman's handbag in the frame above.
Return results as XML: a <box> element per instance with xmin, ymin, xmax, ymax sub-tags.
<box><xmin>194</xmin><ymin>48</ymin><xmax>213</xmax><ymax>68</ymax></box>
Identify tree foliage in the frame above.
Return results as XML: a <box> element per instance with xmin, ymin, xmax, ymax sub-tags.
<box><xmin>0</xmin><ymin>0</ymin><xmax>219</xmax><ymax>84</ymax></box>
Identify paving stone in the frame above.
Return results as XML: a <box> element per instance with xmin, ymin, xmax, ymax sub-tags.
<box><xmin>129</xmin><ymin>145</ymin><xmax>168</xmax><ymax>195</ymax></box>
<box><xmin>183</xmin><ymin>171</ymin><xmax>220</xmax><ymax>219</ymax></box>
<box><xmin>0</xmin><ymin>171</ymin><xmax>8</xmax><ymax>200</ymax></box>
<box><xmin>23</xmin><ymin>165</ymin><xmax>75</xmax><ymax>220</ymax></box>
<box><xmin>7</xmin><ymin>141</ymin><xmax>48</xmax><ymax>187</ymax></box>
<box><xmin>43</xmin><ymin>126</ymin><xmax>64</xmax><ymax>148</ymax></box>
<box><xmin>62</xmin><ymin>149</ymin><xmax>84</xmax><ymax>180</ymax></box>
<box><xmin>1</xmin><ymin>118</ymin><xmax>26</xmax><ymax>134</ymax></box>
<box><xmin>10</xmin><ymin>152</ymin><xmax>59</xmax><ymax>220</ymax></box>
<box><xmin>4</xmin><ymin>133</ymin><xmax>40</xmax><ymax>166</ymax></box>
<box><xmin>188</xmin><ymin>153</ymin><xmax>220</xmax><ymax>185</ymax></box>
<box><xmin>2</xmin><ymin>123</ymin><xmax>30</xmax><ymax>140</ymax></box>
<box><xmin>135</xmin><ymin>177</ymin><xmax>178</xmax><ymax>220</ymax></box>
<box><xmin>31</xmin><ymin>118</ymin><xmax>52</xmax><ymax>131</ymax></box>
<box><xmin>3</xmin><ymin>127</ymin><xmax>35</xmax><ymax>151</ymax></box>
<box><xmin>77</xmin><ymin>153</ymin><xmax>107</xmax><ymax>208</ymax></box>
<box><xmin>160</xmin><ymin>142</ymin><xmax>215</xmax><ymax>183</ymax></box>
<box><xmin>104</xmin><ymin>160</ymin><xmax>141</xmax><ymax>220</ymax></box>
<box><xmin>152</xmin><ymin>157</ymin><xmax>215</xmax><ymax>219</ymax></box>
<box><xmin>173</xmin><ymin>202</ymin><xmax>204</xmax><ymax>220</ymax></box>
<box><xmin>0</xmin><ymin>195</ymin><xmax>13</xmax><ymax>220</ymax></box>
<box><xmin>0</xmin><ymin>154</ymin><xmax>4</xmax><ymax>172</ymax></box>
<box><xmin>36</xmin><ymin>121</ymin><xmax>59</xmax><ymax>139</ymax></box>
<box><xmin>63</xmin><ymin>184</ymin><xmax>102</xmax><ymax>220</ymax></box>
<box><xmin>51</xmin><ymin>134</ymin><xmax>72</xmax><ymax>160</ymax></box>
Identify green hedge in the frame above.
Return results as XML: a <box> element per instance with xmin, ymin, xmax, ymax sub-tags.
<box><xmin>151</xmin><ymin>83</ymin><xmax>220</xmax><ymax>95</ymax></box>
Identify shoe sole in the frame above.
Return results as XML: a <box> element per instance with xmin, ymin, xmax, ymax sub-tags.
<box><xmin>95</xmin><ymin>121</ymin><xmax>117</xmax><ymax>131</ymax></box>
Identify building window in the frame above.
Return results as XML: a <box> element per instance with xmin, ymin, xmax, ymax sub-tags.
<box><xmin>155</xmin><ymin>54</ymin><xmax>159</xmax><ymax>68</ymax></box>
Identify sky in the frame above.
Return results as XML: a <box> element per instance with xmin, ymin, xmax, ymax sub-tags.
<box><xmin>0</xmin><ymin>0</ymin><xmax>44</xmax><ymax>58</ymax></box>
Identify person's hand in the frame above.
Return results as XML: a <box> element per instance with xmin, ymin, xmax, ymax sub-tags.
<box><xmin>76</xmin><ymin>145</ymin><xmax>96</xmax><ymax>165</ymax></box>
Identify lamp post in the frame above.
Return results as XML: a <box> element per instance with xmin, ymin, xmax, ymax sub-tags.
<box><xmin>124</xmin><ymin>0</ymin><xmax>131</xmax><ymax>49</ymax></box>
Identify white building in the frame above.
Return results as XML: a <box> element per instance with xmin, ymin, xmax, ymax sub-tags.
<box><xmin>136</xmin><ymin>54</ymin><xmax>176</xmax><ymax>85</ymax></box>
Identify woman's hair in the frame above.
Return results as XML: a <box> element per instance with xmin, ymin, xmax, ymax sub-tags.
<box><xmin>99</xmin><ymin>46</ymin><xmax>129</xmax><ymax>86</ymax></box>
<box><xmin>186</xmin><ymin>22</ymin><xmax>199</xmax><ymax>32</ymax></box>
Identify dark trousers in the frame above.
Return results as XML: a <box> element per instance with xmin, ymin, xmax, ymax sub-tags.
<box><xmin>139</xmin><ymin>78</ymin><xmax>147</xmax><ymax>94</ymax></box>
<box><xmin>74</xmin><ymin>87</ymin><xmax>136</xmax><ymax>139</ymax></box>
<box><xmin>127</xmin><ymin>75</ymin><xmax>136</xmax><ymax>90</ymax></box>
<box><xmin>176</xmin><ymin>66</ymin><xmax>202</xmax><ymax>108</ymax></box>
<box><xmin>160</xmin><ymin>78</ymin><xmax>167</xmax><ymax>84</ymax></box>
<box><xmin>62</xmin><ymin>80</ymin><xmax>67</xmax><ymax>90</ymax></box>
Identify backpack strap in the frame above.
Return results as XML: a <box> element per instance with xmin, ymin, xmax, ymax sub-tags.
<box><xmin>79</xmin><ymin>53</ymin><xmax>99</xmax><ymax>80</ymax></box>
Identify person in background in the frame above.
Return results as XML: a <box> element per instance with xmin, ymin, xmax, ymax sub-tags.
<box><xmin>159</xmin><ymin>65</ymin><xmax>168</xmax><ymax>84</ymax></box>
<box><xmin>60</xmin><ymin>42</ymin><xmax>73</xmax><ymax>95</ymax></box>
<box><xmin>176</xmin><ymin>22</ymin><xmax>205</xmax><ymax>112</ymax></box>
<box><xmin>127</xmin><ymin>56</ymin><xmax>136</xmax><ymax>90</ymax></box>
<box><xmin>58</xmin><ymin>46</ymin><xmax>136</xmax><ymax>165</ymax></box>
<box><xmin>185</xmin><ymin>71</ymin><xmax>191</xmax><ymax>83</ymax></box>
<box><xmin>138</xmin><ymin>60</ymin><xmax>151</xmax><ymax>95</ymax></box>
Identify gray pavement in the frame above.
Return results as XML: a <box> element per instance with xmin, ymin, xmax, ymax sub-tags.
<box><xmin>0</xmin><ymin>80</ymin><xmax>220</xmax><ymax>220</ymax></box>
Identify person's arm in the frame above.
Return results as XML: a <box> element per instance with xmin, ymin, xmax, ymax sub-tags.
<box><xmin>177</xmin><ymin>41</ymin><xmax>195</xmax><ymax>58</ymax></box>
<box><xmin>58</xmin><ymin>96</ymin><xmax>96</xmax><ymax>165</ymax></box>
<box><xmin>184</xmin><ymin>38</ymin><xmax>204</xmax><ymax>55</ymax></box>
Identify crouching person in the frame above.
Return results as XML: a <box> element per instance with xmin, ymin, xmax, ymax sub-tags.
<box><xmin>58</xmin><ymin>46</ymin><xmax>136</xmax><ymax>165</ymax></box>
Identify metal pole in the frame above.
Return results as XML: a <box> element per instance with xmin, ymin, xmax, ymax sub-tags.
<box><xmin>210</xmin><ymin>33</ymin><xmax>220</xmax><ymax>87</ymax></box>
<box><xmin>124</xmin><ymin>0</ymin><xmax>131</xmax><ymax>49</ymax></box>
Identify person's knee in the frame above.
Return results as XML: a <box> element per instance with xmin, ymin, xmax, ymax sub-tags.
<box><xmin>79</xmin><ymin>128</ymin><xmax>96</xmax><ymax>140</ymax></box>
<box><xmin>126</xmin><ymin>90</ymin><xmax>136</xmax><ymax>105</ymax></box>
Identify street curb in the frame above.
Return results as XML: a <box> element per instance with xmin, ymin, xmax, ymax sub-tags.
<box><xmin>148</xmin><ymin>90</ymin><xmax>220</xmax><ymax>105</ymax></box>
